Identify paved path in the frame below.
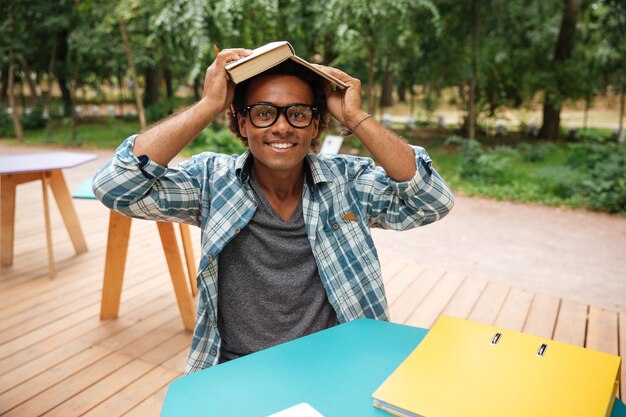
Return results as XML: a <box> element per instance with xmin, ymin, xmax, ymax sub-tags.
<box><xmin>373</xmin><ymin>195</ymin><xmax>626</xmax><ymax>310</ymax></box>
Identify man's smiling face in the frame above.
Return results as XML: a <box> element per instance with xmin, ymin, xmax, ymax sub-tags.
<box><xmin>237</xmin><ymin>75</ymin><xmax>319</xmax><ymax>175</ymax></box>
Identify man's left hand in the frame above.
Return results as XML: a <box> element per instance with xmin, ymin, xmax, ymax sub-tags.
<box><xmin>313</xmin><ymin>65</ymin><xmax>369</xmax><ymax>131</ymax></box>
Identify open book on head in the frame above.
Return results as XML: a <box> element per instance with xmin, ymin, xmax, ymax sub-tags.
<box><xmin>224</xmin><ymin>41</ymin><xmax>348</xmax><ymax>89</ymax></box>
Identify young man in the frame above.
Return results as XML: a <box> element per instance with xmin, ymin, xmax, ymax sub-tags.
<box><xmin>93</xmin><ymin>47</ymin><xmax>454</xmax><ymax>373</ymax></box>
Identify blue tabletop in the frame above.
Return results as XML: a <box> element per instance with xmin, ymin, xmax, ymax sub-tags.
<box><xmin>72</xmin><ymin>177</ymin><xmax>95</xmax><ymax>199</ymax></box>
<box><xmin>160</xmin><ymin>319</ymin><xmax>626</xmax><ymax>417</ymax></box>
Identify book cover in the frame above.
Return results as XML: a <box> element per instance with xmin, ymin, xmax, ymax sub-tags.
<box><xmin>225</xmin><ymin>41</ymin><xmax>348</xmax><ymax>89</ymax></box>
<box><xmin>372</xmin><ymin>315</ymin><xmax>621</xmax><ymax>417</ymax></box>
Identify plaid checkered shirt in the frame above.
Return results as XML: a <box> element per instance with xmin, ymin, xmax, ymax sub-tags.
<box><xmin>92</xmin><ymin>135</ymin><xmax>454</xmax><ymax>373</ymax></box>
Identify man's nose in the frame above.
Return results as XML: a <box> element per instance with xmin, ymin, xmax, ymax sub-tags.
<box><xmin>270</xmin><ymin>111</ymin><xmax>292</xmax><ymax>133</ymax></box>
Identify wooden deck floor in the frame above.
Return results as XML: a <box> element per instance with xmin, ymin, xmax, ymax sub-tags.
<box><xmin>0</xmin><ymin>156</ymin><xmax>624</xmax><ymax>416</ymax></box>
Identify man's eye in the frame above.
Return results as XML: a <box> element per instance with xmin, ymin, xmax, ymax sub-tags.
<box><xmin>255</xmin><ymin>109</ymin><xmax>274</xmax><ymax>120</ymax></box>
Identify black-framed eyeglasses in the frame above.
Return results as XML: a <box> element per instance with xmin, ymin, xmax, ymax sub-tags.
<box><xmin>242</xmin><ymin>103</ymin><xmax>318</xmax><ymax>129</ymax></box>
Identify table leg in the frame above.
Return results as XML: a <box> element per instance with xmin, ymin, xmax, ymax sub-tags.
<box><xmin>0</xmin><ymin>175</ymin><xmax>17</xmax><ymax>267</ymax></box>
<box><xmin>178</xmin><ymin>223</ymin><xmax>198</xmax><ymax>296</ymax></box>
<box><xmin>48</xmin><ymin>170</ymin><xmax>88</xmax><ymax>254</ymax></box>
<box><xmin>157</xmin><ymin>222</ymin><xmax>196</xmax><ymax>332</ymax></box>
<box><xmin>100</xmin><ymin>210</ymin><xmax>132</xmax><ymax>320</ymax></box>
<box><xmin>41</xmin><ymin>173</ymin><xmax>56</xmax><ymax>276</ymax></box>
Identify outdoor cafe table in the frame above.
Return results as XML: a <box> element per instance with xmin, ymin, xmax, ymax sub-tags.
<box><xmin>73</xmin><ymin>178</ymin><xmax>198</xmax><ymax>332</ymax></box>
<box><xmin>0</xmin><ymin>151</ymin><xmax>97</xmax><ymax>274</ymax></box>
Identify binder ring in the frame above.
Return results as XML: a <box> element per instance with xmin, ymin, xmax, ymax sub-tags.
<box><xmin>537</xmin><ymin>343</ymin><xmax>548</xmax><ymax>357</ymax></box>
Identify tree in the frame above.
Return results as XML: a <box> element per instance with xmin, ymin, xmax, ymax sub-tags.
<box><xmin>539</xmin><ymin>0</ymin><xmax>580</xmax><ymax>139</ymax></box>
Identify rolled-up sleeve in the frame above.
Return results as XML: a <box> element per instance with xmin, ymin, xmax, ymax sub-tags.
<box><xmin>356</xmin><ymin>145</ymin><xmax>454</xmax><ymax>230</ymax></box>
<box><xmin>92</xmin><ymin>135</ymin><xmax>204</xmax><ymax>226</ymax></box>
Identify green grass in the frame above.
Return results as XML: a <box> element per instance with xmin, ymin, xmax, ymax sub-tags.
<box><xmin>0</xmin><ymin>118</ymin><xmax>141</xmax><ymax>149</ymax></box>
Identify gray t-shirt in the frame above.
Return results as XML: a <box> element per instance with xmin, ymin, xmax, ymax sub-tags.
<box><xmin>217</xmin><ymin>174</ymin><xmax>337</xmax><ymax>362</ymax></box>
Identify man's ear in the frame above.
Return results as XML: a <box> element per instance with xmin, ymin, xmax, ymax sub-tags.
<box><xmin>237</xmin><ymin>113</ymin><xmax>247</xmax><ymax>137</ymax></box>
<box><xmin>311</xmin><ymin>117</ymin><xmax>320</xmax><ymax>139</ymax></box>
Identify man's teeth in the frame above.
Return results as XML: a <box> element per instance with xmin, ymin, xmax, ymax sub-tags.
<box><xmin>269</xmin><ymin>143</ymin><xmax>294</xmax><ymax>149</ymax></box>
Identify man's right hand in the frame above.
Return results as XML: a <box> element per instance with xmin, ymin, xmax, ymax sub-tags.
<box><xmin>133</xmin><ymin>47</ymin><xmax>251</xmax><ymax>166</ymax></box>
<box><xmin>201</xmin><ymin>48</ymin><xmax>252</xmax><ymax>114</ymax></box>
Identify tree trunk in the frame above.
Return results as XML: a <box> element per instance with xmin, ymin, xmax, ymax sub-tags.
<box><xmin>54</xmin><ymin>30</ymin><xmax>72</xmax><ymax>116</ymax></box>
<box><xmin>164</xmin><ymin>64</ymin><xmax>173</xmax><ymax>99</ymax></box>
<box><xmin>117</xmin><ymin>73</ymin><xmax>125</xmax><ymax>116</ymax></box>
<box><xmin>143</xmin><ymin>64</ymin><xmax>160</xmax><ymax>108</ymax></box>
<box><xmin>8</xmin><ymin>50</ymin><xmax>24</xmax><ymax>141</ymax></box>
<box><xmin>19</xmin><ymin>57</ymin><xmax>39</xmax><ymax>102</ymax></box>
<box><xmin>468</xmin><ymin>0</ymin><xmax>478</xmax><ymax>139</ymax></box>
<box><xmin>366</xmin><ymin>44</ymin><xmax>375</xmax><ymax>114</ymax></box>
<box><xmin>539</xmin><ymin>0</ymin><xmax>579</xmax><ymax>139</ymax></box>
<box><xmin>44</xmin><ymin>42</ymin><xmax>57</xmax><ymax>138</ymax></box>
<box><xmin>7</xmin><ymin>0</ymin><xmax>24</xmax><ymax>141</ymax></box>
<box><xmin>70</xmin><ymin>57</ymin><xmax>81</xmax><ymax>146</ymax></box>
<box><xmin>583</xmin><ymin>96</ymin><xmax>590</xmax><ymax>129</ymax></box>
<box><xmin>1</xmin><ymin>63</ymin><xmax>9</xmax><ymax>105</ymax></box>
<box><xmin>397</xmin><ymin>83</ymin><xmax>406</xmax><ymax>103</ymax></box>
<box><xmin>379</xmin><ymin>72</ymin><xmax>394</xmax><ymax>109</ymax></box>
<box><xmin>119</xmin><ymin>21</ymin><xmax>147</xmax><ymax>129</ymax></box>
<box><xmin>618</xmin><ymin>87</ymin><xmax>624</xmax><ymax>143</ymax></box>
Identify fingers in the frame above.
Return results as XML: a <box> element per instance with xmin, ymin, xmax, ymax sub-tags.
<box><xmin>312</xmin><ymin>64</ymin><xmax>360</xmax><ymax>87</ymax></box>
<box><xmin>215</xmin><ymin>48</ymin><xmax>252</xmax><ymax>65</ymax></box>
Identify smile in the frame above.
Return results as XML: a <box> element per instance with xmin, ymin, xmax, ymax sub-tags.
<box><xmin>268</xmin><ymin>142</ymin><xmax>296</xmax><ymax>149</ymax></box>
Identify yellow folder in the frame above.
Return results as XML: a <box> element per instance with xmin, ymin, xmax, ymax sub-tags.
<box><xmin>372</xmin><ymin>316</ymin><xmax>621</xmax><ymax>417</ymax></box>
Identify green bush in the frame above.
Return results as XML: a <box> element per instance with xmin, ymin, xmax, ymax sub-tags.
<box><xmin>576</xmin><ymin>128</ymin><xmax>614</xmax><ymax>143</ymax></box>
<box><xmin>21</xmin><ymin>108</ymin><xmax>47</xmax><ymax>130</ymax></box>
<box><xmin>445</xmin><ymin>136</ymin><xmax>511</xmax><ymax>183</ymax></box>
<box><xmin>517</xmin><ymin>142</ymin><xmax>557</xmax><ymax>162</ymax></box>
<box><xmin>531</xmin><ymin>166</ymin><xmax>582</xmax><ymax>199</ymax></box>
<box><xmin>565</xmin><ymin>142</ymin><xmax>614</xmax><ymax>171</ymax></box>
<box><xmin>190</xmin><ymin>126</ymin><xmax>246</xmax><ymax>155</ymax></box>
<box><xmin>0</xmin><ymin>108</ymin><xmax>13</xmax><ymax>136</ymax></box>
<box><xmin>581</xmin><ymin>152</ymin><xmax>626</xmax><ymax>213</ymax></box>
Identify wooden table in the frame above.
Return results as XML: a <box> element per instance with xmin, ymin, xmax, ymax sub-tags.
<box><xmin>101</xmin><ymin>211</ymin><xmax>198</xmax><ymax>331</ymax></box>
<box><xmin>73</xmin><ymin>178</ymin><xmax>198</xmax><ymax>331</ymax></box>
<box><xmin>0</xmin><ymin>152</ymin><xmax>97</xmax><ymax>275</ymax></box>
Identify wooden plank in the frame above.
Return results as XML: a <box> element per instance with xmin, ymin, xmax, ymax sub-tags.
<box><xmin>0</xmin><ymin>341</ymin><xmax>91</xmax><ymax>394</ymax></box>
<box><xmin>552</xmin><ymin>299</ymin><xmax>588</xmax><ymax>347</ymax></box>
<box><xmin>380</xmin><ymin>258</ymin><xmax>411</xmax><ymax>286</ymax></box>
<box><xmin>586</xmin><ymin>305</ymin><xmax>619</xmax><ymax>355</ymax></box>
<box><xmin>0</xmin><ymin>345</ymin><xmax>111</xmax><ymax>414</ymax></box>
<box><xmin>467</xmin><ymin>280</ymin><xmax>510</xmax><ymax>326</ymax></box>
<box><xmin>2</xmin><ymin>351</ymin><xmax>134</xmax><ymax>417</ymax></box>
<box><xmin>81</xmin><ymin>365</ymin><xmax>179</xmax><ymax>417</ymax></box>
<box><xmin>123</xmin><ymin>385</ymin><xmax>171</xmax><ymax>417</ymax></box>
<box><xmin>142</xmin><ymin>331</ymin><xmax>192</xmax><ymax>366</ymax></box>
<box><xmin>41</xmin><ymin>359</ymin><xmax>156</xmax><ymax>417</ymax></box>
<box><xmin>99</xmin><ymin>304</ymin><xmax>181</xmax><ymax>352</ymax></box>
<box><xmin>523</xmin><ymin>292</ymin><xmax>561</xmax><ymax>339</ymax></box>
<box><xmin>389</xmin><ymin>266</ymin><xmax>444</xmax><ymax>324</ymax></box>
<box><xmin>405</xmin><ymin>271</ymin><xmax>465</xmax><ymax>328</ymax></box>
<box><xmin>0</xmin><ymin>281</ymin><xmax>172</xmax><ymax>375</ymax></box>
<box><xmin>494</xmin><ymin>287</ymin><xmax>534</xmax><ymax>332</ymax></box>
<box><xmin>120</xmin><ymin>316</ymin><xmax>189</xmax><ymax>359</ymax></box>
<box><xmin>384</xmin><ymin>262</ymin><xmax>426</xmax><ymax>306</ymax></box>
<box><xmin>441</xmin><ymin>276</ymin><xmax>487</xmax><ymax>320</ymax></box>
<box><xmin>160</xmin><ymin>348</ymin><xmax>189</xmax><ymax>373</ymax></box>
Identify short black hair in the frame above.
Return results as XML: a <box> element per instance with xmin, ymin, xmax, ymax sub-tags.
<box><xmin>228</xmin><ymin>59</ymin><xmax>330</xmax><ymax>148</ymax></box>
